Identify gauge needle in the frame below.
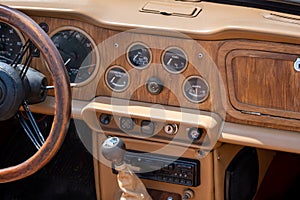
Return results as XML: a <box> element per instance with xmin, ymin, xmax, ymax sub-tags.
<box><xmin>64</xmin><ymin>58</ymin><xmax>71</xmax><ymax>65</ymax></box>
<box><xmin>133</xmin><ymin>54</ymin><xmax>139</xmax><ymax>61</ymax></box>
<box><xmin>110</xmin><ymin>76</ymin><xmax>116</xmax><ymax>83</ymax></box>
<box><xmin>167</xmin><ymin>58</ymin><xmax>173</xmax><ymax>65</ymax></box>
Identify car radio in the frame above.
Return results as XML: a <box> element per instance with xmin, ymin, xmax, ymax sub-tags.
<box><xmin>113</xmin><ymin>151</ymin><xmax>201</xmax><ymax>187</ymax></box>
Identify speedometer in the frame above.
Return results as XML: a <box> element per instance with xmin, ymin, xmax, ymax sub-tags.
<box><xmin>0</xmin><ymin>22</ymin><xmax>24</xmax><ymax>64</ymax></box>
<box><xmin>50</xmin><ymin>26</ymin><xmax>99</xmax><ymax>84</ymax></box>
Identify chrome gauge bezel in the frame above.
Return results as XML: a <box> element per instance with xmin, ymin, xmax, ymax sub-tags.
<box><xmin>48</xmin><ymin>26</ymin><xmax>99</xmax><ymax>86</ymax></box>
<box><xmin>126</xmin><ymin>42</ymin><xmax>152</xmax><ymax>69</ymax></box>
<box><xmin>182</xmin><ymin>75</ymin><xmax>210</xmax><ymax>103</ymax></box>
<box><xmin>105</xmin><ymin>65</ymin><xmax>130</xmax><ymax>92</ymax></box>
<box><xmin>161</xmin><ymin>46</ymin><xmax>188</xmax><ymax>74</ymax></box>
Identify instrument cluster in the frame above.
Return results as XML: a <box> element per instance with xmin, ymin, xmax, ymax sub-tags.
<box><xmin>104</xmin><ymin>42</ymin><xmax>210</xmax><ymax>104</ymax></box>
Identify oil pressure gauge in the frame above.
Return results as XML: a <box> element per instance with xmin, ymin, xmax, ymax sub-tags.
<box><xmin>105</xmin><ymin>66</ymin><xmax>129</xmax><ymax>92</ymax></box>
<box><xmin>127</xmin><ymin>42</ymin><xmax>151</xmax><ymax>69</ymax></box>
<box><xmin>183</xmin><ymin>76</ymin><xmax>209</xmax><ymax>103</ymax></box>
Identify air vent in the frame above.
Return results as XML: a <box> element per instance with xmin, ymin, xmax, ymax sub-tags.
<box><xmin>263</xmin><ymin>13</ymin><xmax>300</xmax><ymax>25</ymax></box>
<box><xmin>140</xmin><ymin>1</ymin><xmax>201</xmax><ymax>18</ymax></box>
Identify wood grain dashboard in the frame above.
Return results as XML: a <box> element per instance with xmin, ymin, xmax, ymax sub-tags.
<box><xmin>27</xmin><ymin>16</ymin><xmax>300</xmax><ymax>132</ymax></box>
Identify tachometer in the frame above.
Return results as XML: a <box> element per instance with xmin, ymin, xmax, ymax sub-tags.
<box><xmin>50</xmin><ymin>26</ymin><xmax>98</xmax><ymax>84</ymax></box>
<box><xmin>0</xmin><ymin>22</ymin><xmax>24</xmax><ymax>64</ymax></box>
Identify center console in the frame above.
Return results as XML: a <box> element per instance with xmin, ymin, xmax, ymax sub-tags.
<box><xmin>93</xmin><ymin>133</ymin><xmax>215</xmax><ymax>200</ymax></box>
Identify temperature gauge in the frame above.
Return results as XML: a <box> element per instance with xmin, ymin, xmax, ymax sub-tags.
<box><xmin>127</xmin><ymin>43</ymin><xmax>151</xmax><ymax>69</ymax></box>
<box><xmin>162</xmin><ymin>47</ymin><xmax>187</xmax><ymax>74</ymax></box>
<box><xmin>183</xmin><ymin>76</ymin><xmax>209</xmax><ymax>103</ymax></box>
<box><xmin>105</xmin><ymin>66</ymin><xmax>129</xmax><ymax>92</ymax></box>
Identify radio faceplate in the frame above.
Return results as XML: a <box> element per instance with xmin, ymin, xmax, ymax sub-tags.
<box><xmin>113</xmin><ymin>151</ymin><xmax>201</xmax><ymax>187</ymax></box>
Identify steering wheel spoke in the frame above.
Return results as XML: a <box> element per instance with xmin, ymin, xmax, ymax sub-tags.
<box><xmin>11</xmin><ymin>39</ymin><xmax>37</xmax><ymax>79</ymax></box>
<box><xmin>17</xmin><ymin>101</ymin><xmax>45</xmax><ymax>150</ymax></box>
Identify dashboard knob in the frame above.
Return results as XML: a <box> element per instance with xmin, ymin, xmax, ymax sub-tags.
<box><xmin>146</xmin><ymin>77</ymin><xmax>163</xmax><ymax>95</ymax></box>
<box><xmin>188</xmin><ymin>128</ymin><xmax>203</xmax><ymax>141</ymax></box>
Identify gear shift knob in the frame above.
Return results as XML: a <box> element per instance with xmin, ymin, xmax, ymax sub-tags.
<box><xmin>101</xmin><ymin>136</ymin><xmax>153</xmax><ymax>200</ymax></box>
<box><xmin>101</xmin><ymin>136</ymin><xmax>126</xmax><ymax>166</ymax></box>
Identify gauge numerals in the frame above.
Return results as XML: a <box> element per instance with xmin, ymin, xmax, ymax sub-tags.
<box><xmin>0</xmin><ymin>22</ymin><xmax>24</xmax><ymax>64</ymax></box>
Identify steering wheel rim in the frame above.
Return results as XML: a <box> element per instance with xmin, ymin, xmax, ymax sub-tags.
<box><xmin>0</xmin><ymin>5</ymin><xmax>71</xmax><ymax>182</ymax></box>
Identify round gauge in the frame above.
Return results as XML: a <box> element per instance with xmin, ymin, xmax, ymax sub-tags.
<box><xmin>183</xmin><ymin>76</ymin><xmax>209</xmax><ymax>103</ymax></box>
<box><xmin>50</xmin><ymin>26</ymin><xmax>98</xmax><ymax>84</ymax></box>
<box><xmin>127</xmin><ymin>42</ymin><xmax>151</xmax><ymax>69</ymax></box>
<box><xmin>105</xmin><ymin>66</ymin><xmax>129</xmax><ymax>92</ymax></box>
<box><xmin>0</xmin><ymin>22</ymin><xmax>24</xmax><ymax>64</ymax></box>
<box><xmin>162</xmin><ymin>47</ymin><xmax>187</xmax><ymax>74</ymax></box>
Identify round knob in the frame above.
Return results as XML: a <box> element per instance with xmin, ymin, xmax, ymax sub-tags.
<box><xmin>101</xmin><ymin>136</ymin><xmax>126</xmax><ymax>166</ymax></box>
<box><xmin>146</xmin><ymin>77</ymin><xmax>163</xmax><ymax>95</ymax></box>
<box><xmin>188</xmin><ymin>128</ymin><xmax>203</xmax><ymax>141</ymax></box>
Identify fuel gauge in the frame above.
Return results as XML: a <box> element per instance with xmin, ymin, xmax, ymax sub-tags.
<box><xmin>105</xmin><ymin>66</ymin><xmax>129</xmax><ymax>92</ymax></box>
<box><xmin>183</xmin><ymin>76</ymin><xmax>209</xmax><ymax>103</ymax></box>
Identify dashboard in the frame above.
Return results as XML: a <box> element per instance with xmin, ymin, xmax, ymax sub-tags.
<box><xmin>1</xmin><ymin>1</ymin><xmax>300</xmax><ymax>151</ymax></box>
<box><xmin>1</xmin><ymin>0</ymin><xmax>300</xmax><ymax>199</ymax></box>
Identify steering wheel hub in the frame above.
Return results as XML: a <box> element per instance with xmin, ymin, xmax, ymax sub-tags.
<box><xmin>0</xmin><ymin>61</ymin><xmax>25</xmax><ymax>121</ymax></box>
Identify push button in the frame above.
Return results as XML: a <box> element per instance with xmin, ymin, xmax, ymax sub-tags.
<box><xmin>120</xmin><ymin>117</ymin><xmax>134</xmax><ymax>131</ymax></box>
<box><xmin>141</xmin><ymin>120</ymin><xmax>155</xmax><ymax>135</ymax></box>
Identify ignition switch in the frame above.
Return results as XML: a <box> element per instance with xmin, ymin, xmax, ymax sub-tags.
<box><xmin>164</xmin><ymin>124</ymin><xmax>178</xmax><ymax>135</ymax></box>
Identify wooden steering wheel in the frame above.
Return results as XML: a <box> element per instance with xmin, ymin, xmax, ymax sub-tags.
<box><xmin>0</xmin><ymin>5</ymin><xmax>71</xmax><ymax>182</ymax></box>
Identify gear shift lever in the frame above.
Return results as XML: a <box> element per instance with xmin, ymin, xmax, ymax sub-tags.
<box><xmin>101</xmin><ymin>137</ymin><xmax>152</xmax><ymax>200</ymax></box>
<box><xmin>102</xmin><ymin>136</ymin><xmax>126</xmax><ymax>166</ymax></box>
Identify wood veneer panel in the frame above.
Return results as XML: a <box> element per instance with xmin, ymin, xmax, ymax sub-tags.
<box><xmin>227</xmin><ymin>50</ymin><xmax>300</xmax><ymax>119</ymax></box>
<box><xmin>218</xmin><ymin>40</ymin><xmax>300</xmax><ymax>131</ymax></box>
